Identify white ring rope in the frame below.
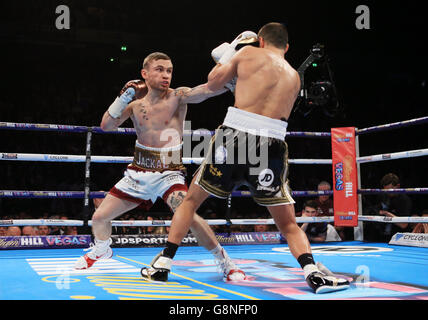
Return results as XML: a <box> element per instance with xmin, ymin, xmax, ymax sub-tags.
<box><xmin>0</xmin><ymin>217</ymin><xmax>326</xmax><ymax>227</ymax></box>
<box><xmin>2</xmin><ymin>148</ymin><xmax>428</xmax><ymax>166</ymax></box>
<box><xmin>358</xmin><ymin>216</ymin><xmax>428</xmax><ymax>223</ymax></box>
<box><xmin>357</xmin><ymin>148</ymin><xmax>428</xmax><ymax>164</ymax></box>
<box><xmin>1</xmin><ymin>216</ymin><xmax>427</xmax><ymax>227</ymax></box>
<box><xmin>0</xmin><ymin>153</ymin><xmax>332</xmax><ymax>165</ymax></box>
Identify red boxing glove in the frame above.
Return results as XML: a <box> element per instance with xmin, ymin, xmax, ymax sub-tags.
<box><xmin>119</xmin><ymin>80</ymin><xmax>148</xmax><ymax>100</ymax></box>
<box><xmin>108</xmin><ymin>80</ymin><xmax>148</xmax><ymax>119</ymax></box>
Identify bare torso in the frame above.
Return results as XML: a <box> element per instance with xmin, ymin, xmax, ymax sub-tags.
<box><xmin>128</xmin><ymin>89</ymin><xmax>187</xmax><ymax>148</ymax></box>
<box><xmin>102</xmin><ymin>81</ymin><xmax>224</xmax><ymax>148</ymax></box>
<box><xmin>234</xmin><ymin>46</ymin><xmax>300</xmax><ymax>121</ymax></box>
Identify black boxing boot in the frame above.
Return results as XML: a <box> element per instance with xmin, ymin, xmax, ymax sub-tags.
<box><xmin>304</xmin><ymin>263</ymin><xmax>350</xmax><ymax>294</ymax></box>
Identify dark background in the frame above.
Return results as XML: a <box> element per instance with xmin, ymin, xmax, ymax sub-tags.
<box><xmin>0</xmin><ymin>1</ymin><xmax>427</xmax><ymax>223</ymax></box>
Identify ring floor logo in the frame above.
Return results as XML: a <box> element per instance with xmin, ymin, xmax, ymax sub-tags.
<box><xmin>177</xmin><ymin>256</ymin><xmax>428</xmax><ymax>300</ymax></box>
<box><xmin>25</xmin><ymin>257</ymin><xmax>223</xmax><ymax>300</ymax></box>
<box><xmin>272</xmin><ymin>246</ymin><xmax>394</xmax><ymax>254</ymax></box>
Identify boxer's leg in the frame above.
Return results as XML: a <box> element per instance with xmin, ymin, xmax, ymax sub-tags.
<box><xmin>165</xmin><ymin>189</ymin><xmax>246</xmax><ymax>281</ymax></box>
<box><xmin>141</xmin><ymin>176</ymin><xmax>210</xmax><ymax>281</ymax></box>
<box><xmin>91</xmin><ymin>193</ymin><xmax>140</xmax><ymax>241</ymax></box>
<box><xmin>268</xmin><ymin>204</ymin><xmax>350</xmax><ymax>294</ymax></box>
<box><xmin>166</xmin><ymin>179</ymin><xmax>210</xmax><ymax>253</ymax></box>
<box><xmin>75</xmin><ymin>193</ymin><xmax>141</xmax><ymax>270</ymax></box>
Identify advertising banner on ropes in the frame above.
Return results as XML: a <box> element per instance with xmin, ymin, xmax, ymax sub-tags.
<box><xmin>331</xmin><ymin>127</ymin><xmax>359</xmax><ymax>227</ymax></box>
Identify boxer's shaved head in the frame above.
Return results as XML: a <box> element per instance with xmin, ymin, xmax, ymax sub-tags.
<box><xmin>143</xmin><ymin>52</ymin><xmax>171</xmax><ymax>70</ymax></box>
<box><xmin>258</xmin><ymin>22</ymin><xmax>289</xmax><ymax>49</ymax></box>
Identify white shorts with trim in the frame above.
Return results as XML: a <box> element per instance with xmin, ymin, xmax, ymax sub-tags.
<box><xmin>113</xmin><ymin>168</ymin><xmax>186</xmax><ymax>203</ymax></box>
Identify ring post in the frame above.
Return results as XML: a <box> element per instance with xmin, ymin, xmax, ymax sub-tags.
<box><xmin>354</xmin><ymin>130</ymin><xmax>364</xmax><ymax>240</ymax></box>
<box><xmin>225</xmin><ymin>194</ymin><xmax>233</xmax><ymax>236</ymax></box>
<box><xmin>82</xmin><ymin>127</ymin><xmax>93</xmax><ymax>235</ymax></box>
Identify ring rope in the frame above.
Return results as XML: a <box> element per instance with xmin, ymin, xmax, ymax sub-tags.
<box><xmin>1</xmin><ymin>216</ymin><xmax>427</xmax><ymax>227</ymax></box>
<box><xmin>2</xmin><ymin>116</ymin><xmax>427</xmax><ymax>138</ymax></box>
<box><xmin>0</xmin><ymin>153</ymin><xmax>333</xmax><ymax>165</ymax></box>
<box><xmin>0</xmin><ymin>122</ymin><xmax>331</xmax><ymax>138</ymax></box>
<box><xmin>2</xmin><ymin>188</ymin><xmax>428</xmax><ymax>200</ymax></box>
<box><xmin>0</xmin><ymin>190</ymin><xmax>335</xmax><ymax>199</ymax></box>
<box><xmin>358</xmin><ymin>188</ymin><xmax>428</xmax><ymax>195</ymax></box>
<box><xmin>358</xmin><ymin>216</ymin><xmax>428</xmax><ymax>223</ymax></box>
<box><xmin>356</xmin><ymin>116</ymin><xmax>428</xmax><ymax>136</ymax></box>
<box><xmin>3</xmin><ymin>148</ymin><xmax>428</xmax><ymax>165</ymax></box>
<box><xmin>357</xmin><ymin>148</ymin><xmax>428</xmax><ymax>164</ymax></box>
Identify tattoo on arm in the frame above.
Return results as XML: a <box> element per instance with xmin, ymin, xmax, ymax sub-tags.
<box><xmin>174</xmin><ymin>87</ymin><xmax>197</xmax><ymax>98</ymax></box>
<box><xmin>174</xmin><ymin>84</ymin><xmax>225</xmax><ymax>104</ymax></box>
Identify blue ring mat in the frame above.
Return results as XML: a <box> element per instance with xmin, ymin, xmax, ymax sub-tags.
<box><xmin>1</xmin><ymin>241</ymin><xmax>427</xmax><ymax>300</ymax></box>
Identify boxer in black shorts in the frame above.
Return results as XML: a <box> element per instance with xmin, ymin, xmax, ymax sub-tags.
<box><xmin>143</xmin><ymin>23</ymin><xmax>350</xmax><ymax>294</ymax></box>
<box><xmin>195</xmin><ymin>108</ymin><xmax>295</xmax><ymax>207</ymax></box>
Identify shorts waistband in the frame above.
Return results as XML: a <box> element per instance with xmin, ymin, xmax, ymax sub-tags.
<box><xmin>135</xmin><ymin>141</ymin><xmax>183</xmax><ymax>152</ymax></box>
<box><xmin>132</xmin><ymin>141</ymin><xmax>185</xmax><ymax>172</ymax></box>
<box><xmin>223</xmin><ymin>107</ymin><xmax>288</xmax><ymax>140</ymax></box>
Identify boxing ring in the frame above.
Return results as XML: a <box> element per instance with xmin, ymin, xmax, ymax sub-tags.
<box><xmin>1</xmin><ymin>117</ymin><xmax>428</xmax><ymax>301</ymax></box>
